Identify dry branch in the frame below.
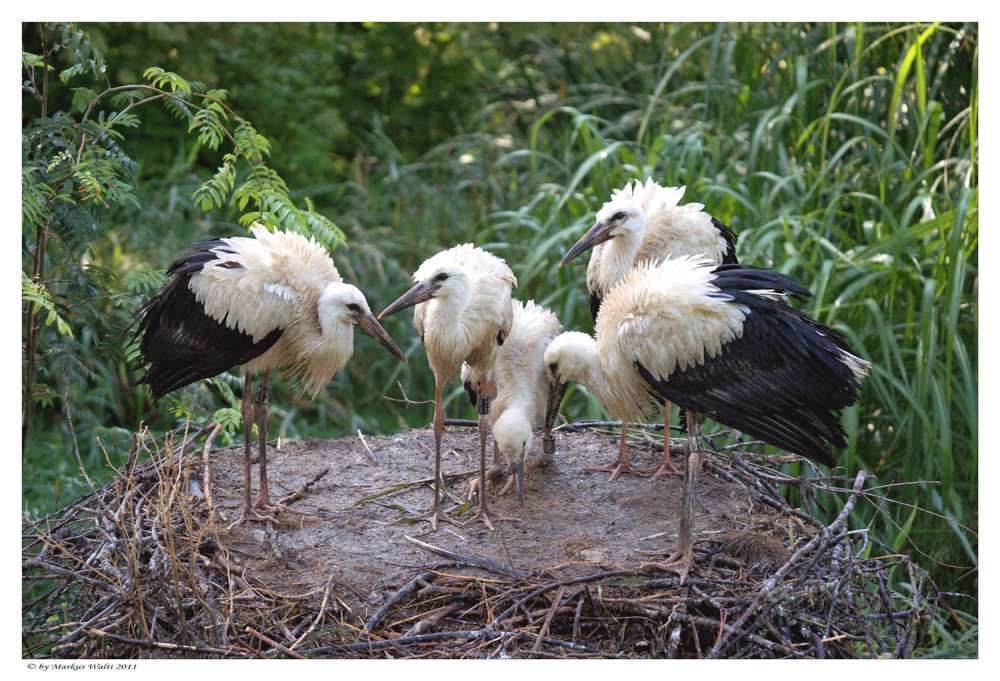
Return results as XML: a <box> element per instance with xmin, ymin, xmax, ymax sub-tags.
<box><xmin>23</xmin><ymin>422</ymin><xmax>940</xmax><ymax>659</ymax></box>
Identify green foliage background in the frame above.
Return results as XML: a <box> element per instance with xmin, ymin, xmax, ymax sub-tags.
<box><xmin>22</xmin><ymin>22</ymin><xmax>977</xmax><ymax>656</ymax></box>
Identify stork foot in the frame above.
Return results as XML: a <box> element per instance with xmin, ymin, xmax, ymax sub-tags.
<box><xmin>639</xmin><ymin>547</ymin><xmax>697</xmax><ymax>585</ymax></box>
<box><xmin>411</xmin><ymin>506</ymin><xmax>463</xmax><ymax>532</ymax></box>
<box><xmin>236</xmin><ymin>504</ymin><xmax>278</xmax><ymax>526</ymax></box>
<box><xmin>498</xmin><ymin>459</ymin><xmax>543</xmax><ymax>497</ymax></box>
<box><xmin>585</xmin><ymin>458</ymin><xmax>649</xmax><ymax>482</ymax></box>
<box><xmin>644</xmin><ymin>457</ymin><xmax>684</xmax><ymax>480</ymax></box>
<box><xmin>463</xmin><ymin>504</ymin><xmax>519</xmax><ymax>531</ymax></box>
<box><xmin>255</xmin><ymin>498</ymin><xmax>310</xmax><ymax>517</ymax></box>
<box><xmin>462</xmin><ymin>464</ymin><xmax>505</xmax><ymax>501</ymax></box>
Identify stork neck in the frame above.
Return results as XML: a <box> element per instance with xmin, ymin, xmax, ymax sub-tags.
<box><xmin>559</xmin><ymin>339</ymin><xmax>618</xmax><ymax>415</ymax></box>
<box><xmin>602</xmin><ymin>228</ymin><xmax>644</xmax><ymax>289</ymax></box>
<box><xmin>561</xmin><ymin>334</ymin><xmax>652</xmax><ymax>423</ymax></box>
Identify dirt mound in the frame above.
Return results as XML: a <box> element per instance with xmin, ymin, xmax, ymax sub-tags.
<box><xmin>213</xmin><ymin>427</ymin><xmax>751</xmax><ymax>594</ymax></box>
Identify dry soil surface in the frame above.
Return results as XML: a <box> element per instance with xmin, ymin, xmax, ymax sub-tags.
<box><xmin>209</xmin><ymin>425</ymin><xmax>756</xmax><ymax>607</ymax></box>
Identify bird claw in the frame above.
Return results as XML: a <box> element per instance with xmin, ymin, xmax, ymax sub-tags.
<box><xmin>463</xmin><ymin>465</ymin><xmax>505</xmax><ymax>500</ymax></box>
<box><xmin>463</xmin><ymin>478</ymin><xmax>482</xmax><ymax>501</ymax></box>
<box><xmin>235</xmin><ymin>505</ymin><xmax>278</xmax><ymax>525</ymax></box>
<box><xmin>463</xmin><ymin>506</ymin><xmax>519</xmax><ymax>530</ymax></box>
<box><xmin>498</xmin><ymin>459</ymin><xmax>541</xmax><ymax>497</ymax></box>
<box><xmin>411</xmin><ymin>506</ymin><xmax>463</xmax><ymax>532</ymax></box>
<box><xmin>644</xmin><ymin>458</ymin><xmax>684</xmax><ymax>479</ymax></box>
<box><xmin>498</xmin><ymin>475</ymin><xmax>516</xmax><ymax>497</ymax></box>
<box><xmin>254</xmin><ymin>497</ymin><xmax>310</xmax><ymax>517</ymax></box>
<box><xmin>638</xmin><ymin>548</ymin><xmax>697</xmax><ymax>585</ymax></box>
<box><xmin>585</xmin><ymin>459</ymin><xmax>649</xmax><ymax>482</ymax></box>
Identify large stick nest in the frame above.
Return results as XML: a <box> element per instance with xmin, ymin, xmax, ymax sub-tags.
<box><xmin>23</xmin><ymin>422</ymin><xmax>939</xmax><ymax>658</ymax></box>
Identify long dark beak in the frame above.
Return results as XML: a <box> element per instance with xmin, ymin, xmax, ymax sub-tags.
<box><xmin>462</xmin><ymin>378</ymin><xmax>479</xmax><ymax>407</ymax></box>
<box><xmin>512</xmin><ymin>460</ymin><xmax>524</xmax><ymax>506</ymax></box>
<box><xmin>559</xmin><ymin>220</ymin><xmax>617</xmax><ymax>266</ymax></box>
<box><xmin>543</xmin><ymin>377</ymin><xmax>568</xmax><ymax>457</ymax></box>
<box><xmin>379</xmin><ymin>281</ymin><xmax>437</xmax><ymax>319</ymax></box>
<box><xmin>356</xmin><ymin>312</ymin><xmax>407</xmax><ymax>362</ymax></box>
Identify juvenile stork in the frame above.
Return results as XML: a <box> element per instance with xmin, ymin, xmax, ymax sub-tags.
<box><xmin>462</xmin><ymin>300</ymin><xmax>562</xmax><ymax>503</ymax></box>
<box><xmin>379</xmin><ymin>244</ymin><xmax>516</xmax><ymax>530</ymax></box>
<box><xmin>134</xmin><ymin>224</ymin><xmax>406</xmax><ymax>524</ymax></box>
<box><xmin>560</xmin><ymin>178</ymin><xmax>738</xmax><ymax>480</ymax></box>
<box><xmin>543</xmin><ymin>256</ymin><xmax>869</xmax><ymax>582</ymax></box>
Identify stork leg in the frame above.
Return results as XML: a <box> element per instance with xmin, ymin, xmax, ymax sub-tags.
<box><xmin>413</xmin><ymin>382</ymin><xmax>462</xmax><ymax>530</ymax></box>
<box><xmin>237</xmin><ymin>374</ymin><xmax>276</xmax><ymax>525</ymax></box>
<box><xmin>252</xmin><ymin>370</ymin><xmax>308</xmax><ymax>518</ymax></box>
<box><xmin>585</xmin><ymin>423</ymin><xmax>649</xmax><ymax>481</ymax></box>
<box><xmin>639</xmin><ymin>409</ymin><xmax>703</xmax><ymax>584</ymax></box>
<box><xmin>465</xmin><ymin>377</ymin><xmax>518</xmax><ymax>529</ymax></box>
<box><xmin>645</xmin><ymin>401</ymin><xmax>683</xmax><ymax>479</ymax></box>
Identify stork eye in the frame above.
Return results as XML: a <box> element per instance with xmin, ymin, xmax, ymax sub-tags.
<box><xmin>548</xmin><ymin>362</ymin><xmax>558</xmax><ymax>374</ymax></box>
<box><xmin>347</xmin><ymin>303</ymin><xmax>361</xmax><ymax>312</ymax></box>
<box><xmin>433</xmin><ymin>272</ymin><xmax>449</xmax><ymax>283</ymax></box>
<box><xmin>612</xmin><ymin>211</ymin><xmax>625</xmax><ymax>221</ymax></box>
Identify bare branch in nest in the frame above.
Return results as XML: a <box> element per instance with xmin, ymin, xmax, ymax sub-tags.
<box><xmin>384</xmin><ymin>380</ymin><xmax>434</xmax><ymax>407</ymax></box>
<box><xmin>404</xmin><ymin>535</ymin><xmax>524</xmax><ymax>578</ymax></box>
<box><xmin>23</xmin><ymin>423</ymin><xmax>943</xmax><ymax>660</ymax></box>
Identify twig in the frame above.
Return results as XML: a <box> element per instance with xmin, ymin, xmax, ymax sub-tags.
<box><xmin>384</xmin><ymin>380</ymin><xmax>434</xmax><ymax>407</ymax></box>
<box><xmin>707</xmin><ymin>470</ymin><xmax>868</xmax><ymax>658</ymax></box>
<box><xmin>357</xmin><ymin>430</ymin><xmax>382</xmax><ymax>466</ymax></box>
<box><xmin>245</xmin><ymin>626</ymin><xmax>306</xmax><ymax>659</ymax></box>
<box><xmin>532</xmin><ymin>585</ymin><xmax>566</xmax><ymax>653</ymax></box>
<box><xmin>61</xmin><ymin>365</ymin><xmax>95</xmax><ymax>493</ymax></box>
<box><xmin>291</xmin><ymin>574</ymin><xmax>338</xmax><ymax>650</ymax></box>
<box><xmin>404</xmin><ymin>535</ymin><xmax>525</xmax><ymax>577</ymax></box>
<box><xmin>87</xmin><ymin>629</ymin><xmax>245</xmax><ymax>657</ymax></box>
<box><xmin>362</xmin><ymin>570</ymin><xmax>437</xmax><ymax>637</ymax></box>
<box><xmin>276</xmin><ymin>467</ymin><xmax>329</xmax><ymax>506</ymax></box>
<box><xmin>202</xmin><ymin>422</ymin><xmax>222</xmax><ymax>511</ymax></box>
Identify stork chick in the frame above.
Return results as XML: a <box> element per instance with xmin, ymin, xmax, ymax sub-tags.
<box><xmin>560</xmin><ymin>178</ymin><xmax>738</xmax><ymax>481</ymax></box>
<box><xmin>463</xmin><ymin>300</ymin><xmax>562</xmax><ymax>503</ymax></box>
<box><xmin>134</xmin><ymin>224</ymin><xmax>406</xmax><ymax>525</ymax></box>
<box><xmin>380</xmin><ymin>244</ymin><xmax>516</xmax><ymax>530</ymax></box>
<box><xmin>544</xmin><ymin>255</ymin><xmax>869</xmax><ymax>583</ymax></box>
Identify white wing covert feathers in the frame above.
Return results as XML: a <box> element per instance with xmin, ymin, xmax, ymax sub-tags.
<box><xmin>135</xmin><ymin>224</ymin><xmax>399</xmax><ymax>400</ymax></box>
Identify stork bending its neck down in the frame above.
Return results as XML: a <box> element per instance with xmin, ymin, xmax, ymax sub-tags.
<box><xmin>461</xmin><ymin>299</ymin><xmax>563</xmax><ymax>503</ymax></box>
<box><xmin>560</xmin><ymin>178</ymin><xmax>738</xmax><ymax>480</ymax></box>
<box><xmin>544</xmin><ymin>255</ymin><xmax>869</xmax><ymax>583</ymax></box>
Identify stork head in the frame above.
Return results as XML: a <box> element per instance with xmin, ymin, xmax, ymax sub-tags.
<box><xmin>320</xmin><ymin>284</ymin><xmax>407</xmax><ymax>362</ymax></box>
<box><xmin>379</xmin><ymin>263</ymin><xmax>469</xmax><ymax>318</ymax></box>
<box><xmin>560</xmin><ymin>199</ymin><xmax>646</xmax><ymax>267</ymax></box>
<box><xmin>492</xmin><ymin>409</ymin><xmax>533</xmax><ymax>505</ymax></box>
<box><xmin>542</xmin><ymin>331</ymin><xmax>596</xmax><ymax>456</ymax></box>
<box><xmin>460</xmin><ymin>363</ymin><xmax>481</xmax><ymax>407</ymax></box>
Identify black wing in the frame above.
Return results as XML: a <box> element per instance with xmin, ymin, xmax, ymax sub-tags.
<box><xmin>712</xmin><ymin>218</ymin><xmax>739</xmax><ymax>265</ymax></box>
<box><xmin>133</xmin><ymin>240</ymin><xmax>282</xmax><ymax>401</ymax></box>
<box><xmin>635</xmin><ymin>265</ymin><xmax>863</xmax><ymax>466</ymax></box>
<box><xmin>589</xmin><ymin>291</ymin><xmax>603</xmax><ymax>323</ymax></box>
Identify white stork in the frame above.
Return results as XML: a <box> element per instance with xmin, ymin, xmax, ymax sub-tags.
<box><xmin>543</xmin><ymin>255</ymin><xmax>869</xmax><ymax>582</ymax></box>
<box><xmin>461</xmin><ymin>300</ymin><xmax>562</xmax><ymax>503</ymax></box>
<box><xmin>559</xmin><ymin>178</ymin><xmax>738</xmax><ymax>480</ymax></box>
<box><xmin>379</xmin><ymin>244</ymin><xmax>516</xmax><ymax>530</ymax></box>
<box><xmin>134</xmin><ymin>224</ymin><xmax>406</xmax><ymax>525</ymax></box>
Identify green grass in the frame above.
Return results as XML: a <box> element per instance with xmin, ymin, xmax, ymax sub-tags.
<box><xmin>23</xmin><ymin>21</ymin><xmax>976</xmax><ymax>656</ymax></box>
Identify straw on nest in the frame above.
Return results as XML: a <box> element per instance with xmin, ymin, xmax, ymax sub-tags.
<box><xmin>22</xmin><ymin>422</ymin><xmax>939</xmax><ymax>659</ymax></box>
